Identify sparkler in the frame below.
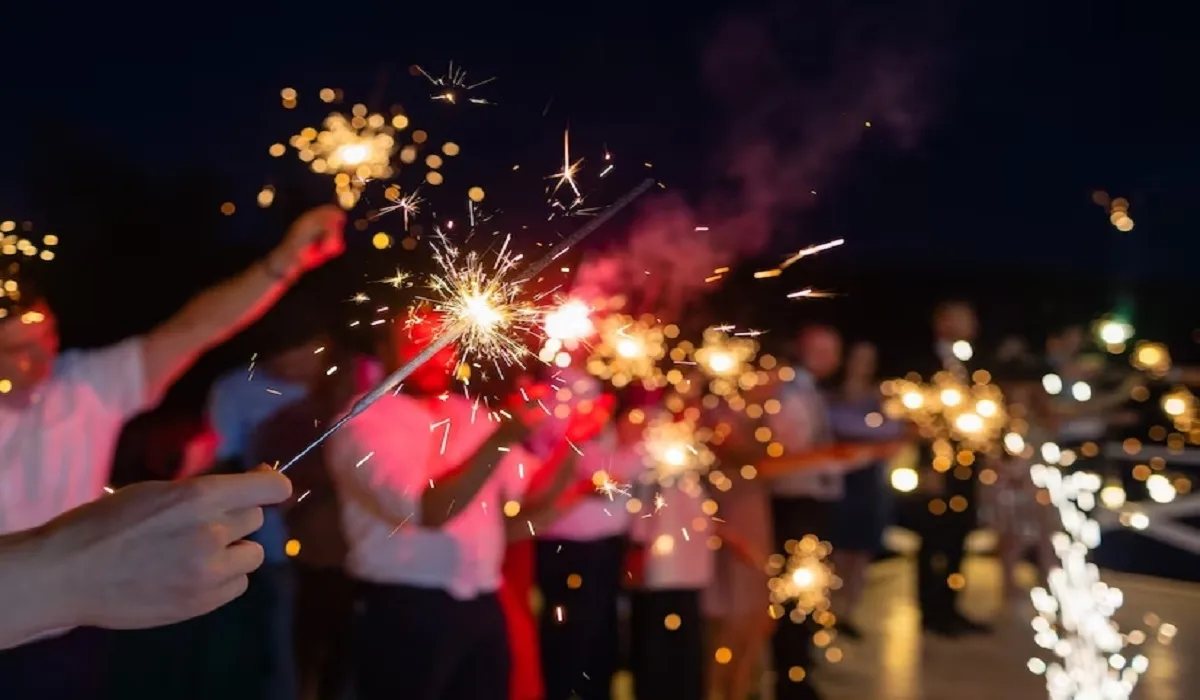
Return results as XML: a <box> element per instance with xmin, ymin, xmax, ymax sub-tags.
<box><xmin>673</xmin><ymin>326</ymin><xmax>761</xmax><ymax>401</ymax></box>
<box><xmin>768</xmin><ymin>534</ymin><xmax>840</xmax><ymax>620</ymax></box>
<box><xmin>1028</xmin><ymin>462</ymin><xmax>1149</xmax><ymax>700</ymax></box>
<box><xmin>279</xmin><ymin>178</ymin><xmax>655</xmax><ymax>472</ymax></box>
<box><xmin>882</xmin><ymin>370</ymin><xmax>1008</xmax><ymax>454</ymax></box>
<box><xmin>585</xmin><ymin>313</ymin><xmax>668</xmax><ymax>389</ymax></box>
<box><xmin>286</xmin><ymin>108</ymin><xmax>401</xmax><ymax>209</ymax></box>
<box><xmin>639</xmin><ymin>414</ymin><xmax>715</xmax><ymax>484</ymax></box>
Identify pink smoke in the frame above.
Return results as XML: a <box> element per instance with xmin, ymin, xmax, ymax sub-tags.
<box><xmin>575</xmin><ymin>5</ymin><xmax>940</xmax><ymax>318</ymax></box>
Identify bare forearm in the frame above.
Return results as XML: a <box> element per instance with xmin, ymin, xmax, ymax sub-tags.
<box><xmin>420</xmin><ymin>435</ymin><xmax>513</xmax><ymax>527</ymax></box>
<box><xmin>509</xmin><ymin>464</ymin><xmax>587</xmax><ymax>540</ymax></box>
<box><xmin>143</xmin><ymin>259</ymin><xmax>290</xmax><ymax>396</ymax></box>
<box><xmin>0</xmin><ymin>530</ymin><xmax>70</xmax><ymax>650</ymax></box>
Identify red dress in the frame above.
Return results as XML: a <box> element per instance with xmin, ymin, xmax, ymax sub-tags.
<box><xmin>501</xmin><ymin>540</ymin><xmax>543</xmax><ymax>700</ymax></box>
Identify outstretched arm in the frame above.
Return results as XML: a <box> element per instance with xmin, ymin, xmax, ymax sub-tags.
<box><xmin>141</xmin><ymin>206</ymin><xmax>345</xmax><ymax>399</ymax></box>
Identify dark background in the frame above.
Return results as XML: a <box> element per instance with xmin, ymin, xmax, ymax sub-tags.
<box><xmin>1</xmin><ymin>0</ymin><xmax>1196</xmax><ymax>408</ymax></box>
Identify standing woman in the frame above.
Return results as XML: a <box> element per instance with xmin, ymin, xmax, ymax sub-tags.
<box><xmin>702</xmin><ymin>390</ymin><xmax>775</xmax><ymax>700</ymax></box>
<box><xmin>825</xmin><ymin>341</ymin><xmax>904</xmax><ymax>638</ymax></box>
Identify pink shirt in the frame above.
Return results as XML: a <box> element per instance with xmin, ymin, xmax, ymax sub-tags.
<box><xmin>0</xmin><ymin>338</ymin><xmax>151</xmax><ymax>535</ymax></box>
<box><xmin>541</xmin><ymin>429</ymin><xmax>643</xmax><ymax>541</ymax></box>
<box><xmin>327</xmin><ymin>392</ymin><xmax>536</xmax><ymax>599</ymax></box>
<box><xmin>631</xmin><ymin>479</ymin><xmax>715</xmax><ymax>590</ymax></box>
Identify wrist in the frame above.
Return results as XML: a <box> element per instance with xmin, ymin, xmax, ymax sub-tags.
<box><xmin>262</xmin><ymin>250</ymin><xmax>301</xmax><ymax>283</ymax></box>
<box><xmin>0</xmin><ymin>529</ymin><xmax>75</xmax><ymax>646</ymax></box>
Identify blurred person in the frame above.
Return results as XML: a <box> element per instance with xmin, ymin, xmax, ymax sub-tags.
<box><xmin>1044</xmin><ymin>323</ymin><xmax>1143</xmax><ymax>449</ymax></box>
<box><xmin>702</xmin><ymin>390</ymin><xmax>775</xmax><ymax>700</ymax></box>
<box><xmin>325</xmin><ymin>314</ymin><xmax>583</xmax><ymax>700</ymax></box>
<box><xmin>980</xmin><ymin>364</ymin><xmax>1057</xmax><ymax>607</ymax></box>
<box><xmin>205</xmin><ymin>301</ymin><xmax>334</xmax><ymax>700</ymax></box>
<box><xmin>249</xmin><ymin>342</ymin><xmax>364</xmax><ymax>700</ymax></box>
<box><xmin>627</xmin><ymin>434</ymin><xmax>714</xmax><ymax>700</ymax></box>
<box><xmin>502</xmin><ymin>381</ymin><xmax>617</xmax><ymax>700</ymax></box>
<box><xmin>825</xmin><ymin>341</ymin><xmax>905</xmax><ymax>640</ymax></box>
<box><xmin>0</xmin><ymin>206</ymin><xmax>344</xmax><ymax>698</ymax></box>
<box><xmin>908</xmin><ymin>300</ymin><xmax>990</xmax><ymax>637</ymax></box>
<box><xmin>762</xmin><ymin>324</ymin><xmax>849</xmax><ymax>700</ymax></box>
<box><xmin>0</xmin><ymin>471</ymin><xmax>290</xmax><ymax>686</ymax></box>
<box><xmin>531</xmin><ymin>369</ymin><xmax>642</xmax><ymax>700</ymax></box>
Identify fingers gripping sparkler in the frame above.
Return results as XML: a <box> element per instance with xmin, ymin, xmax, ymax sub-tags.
<box><xmin>279</xmin><ymin>178</ymin><xmax>655</xmax><ymax>472</ymax></box>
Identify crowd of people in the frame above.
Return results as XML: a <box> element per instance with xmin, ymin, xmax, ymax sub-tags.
<box><xmin>0</xmin><ymin>204</ymin><xmax>1164</xmax><ymax>700</ymax></box>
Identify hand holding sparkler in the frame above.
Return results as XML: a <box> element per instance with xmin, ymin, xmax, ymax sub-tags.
<box><xmin>266</xmin><ymin>205</ymin><xmax>347</xmax><ymax>280</ymax></box>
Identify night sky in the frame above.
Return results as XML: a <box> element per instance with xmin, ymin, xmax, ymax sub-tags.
<box><xmin>2</xmin><ymin>0</ymin><xmax>1196</xmax><ymax>279</ymax></box>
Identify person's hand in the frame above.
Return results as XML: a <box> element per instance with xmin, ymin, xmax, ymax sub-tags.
<box><xmin>268</xmin><ymin>205</ymin><xmax>346</xmax><ymax>277</ymax></box>
<box><xmin>41</xmin><ymin>469</ymin><xmax>292</xmax><ymax>631</ymax></box>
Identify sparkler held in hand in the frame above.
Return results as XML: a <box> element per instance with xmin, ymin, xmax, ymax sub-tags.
<box><xmin>279</xmin><ymin>178</ymin><xmax>655</xmax><ymax>472</ymax></box>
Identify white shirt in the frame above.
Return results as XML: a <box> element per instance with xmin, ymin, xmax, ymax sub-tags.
<box><xmin>766</xmin><ymin>370</ymin><xmax>844</xmax><ymax>500</ymax></box>
<box><xmin>327</xmin><ymin>392</ymin><xmax>535</xmax><ymax>600</ymax></box>
<box><xmin>630</xmin><ymin>479</ymin><xmax>714</xmax><ymax>590</ymax></box>
<box><xmin>540</xmin><ymin>429</ymin><xmax>642</xmax><ymax>541</ymax></box>
<box><xmin>0</xmin><ymin>338</ymin><xmax>151</xmax><ymax>535</ymax></box>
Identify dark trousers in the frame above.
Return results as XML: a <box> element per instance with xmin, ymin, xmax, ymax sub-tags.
<box><xmin>104</xmin><ymin>562</ymin><xmax>296</xmax><ymax>700</ymax></box>
<box><xmin>0</xmin><ymin>627</ymin><xmax>109</xmax><ymax>700</ymax></box>
<box><xmin>770</xmin><ymin>496</ymin><xmax>834</xmax><ymax>700</ymax></box>
<box><xmin>353</xmin><ymin>581</ymin><xmax>509</xmax><ymax>700</ymax></box>
<box><xmin>536</xmin><ymin>536</ymin><xmax>625</xmax><ymax>700</ymax></box>
<box><xmin>916</xmin><ymin>510</ymin><xmax>970</xmax><ymax>626</ymax></box>
<box><xmin>630</xmin><ymin>589</ymin><xmax>704</xmax><ymax>700</ymax></box>
<box><xmin>294</xmin><ymin>563</ymin><xmax>353</xmax><ymax>700</ymax></box>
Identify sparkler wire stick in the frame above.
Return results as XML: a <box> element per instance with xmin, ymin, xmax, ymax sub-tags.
<box><xmin>279</xmin><ymin>178</ymin><xmax>655</xmax><ymax>472</ymax></box>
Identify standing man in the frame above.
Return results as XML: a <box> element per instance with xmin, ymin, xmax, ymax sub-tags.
<box><xmin>533</xmin><ymin>369</ymin><xmax>640</xmax><ymax>700</ymax></box>
<box><xmin>764</xmin><ymin>325</ymin><xmax>846</xmax><ymax>700</ymax></box>
<box><xmin>206</xmin><ymin>302</ymin><xmax>333</xmax><ymax>700</ymax></box>
<box><xmin>0</xmin><ymin>205</ymin><xmax>345</xmax><ymax>699</ymax></box>
<box><xmin>909</xmin><ymin>301</ymin><xmax>991</xmax><ymax>637</ymax></box>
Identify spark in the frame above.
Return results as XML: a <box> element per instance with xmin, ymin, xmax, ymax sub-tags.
<box><xmin>654</xmin><ymin>492</ymin><xmax>667</xmax><ymax>512</ymax></box>
<box><xmin>377</xmin><ymin>190</ymin><xmax>424</xmax><ymax>231</ymax></box>
<box><xmin>548</xmin><ymin>129</ymin><xmax>584</xmax><ymax>200</ymax></box>
<box><xmin>596</xmin><ymin>476</ymin><xmax>632</xmax><ymax>499</ymax></box>
<box><xmin>779</xmin><ymin>238</ymin><xmax>845</xmax><ymax>269</ymax></box>
<box><xmin>415</xmin><ymin>61</ymin><xmax>496</xmax><ymax>105</ymax></box>
<box><xmin>376</xmin><ymin>269</ymin><xmax>411</xmax><ymax>289</ymax></box>
<box><xmin>349</xmin><ymin>292</ymin><xmax>370</xmax><ymax>304</ymax></box>
<box><xmin>787</xmin><ymin>287</ymin><xmax>836</xmax><ymax>299</ymax></box>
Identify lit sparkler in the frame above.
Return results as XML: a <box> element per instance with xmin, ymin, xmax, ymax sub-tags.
<box><xmin>1028</xmin><ymin>463</ymin><xmax>1149</xmax><ymax>700</ymax></box>
<box><xmin>419</xmin><ymin>229</ymin><xmax>541</xmax><ymax>376</ymax></box>
<box><xmin>639</xmin><ymin>414</ymin><xmax>715</xmax><ymax>484</ymax></box>
<box><xmin>672</xmin><ymin>326</ymin><xmax>761</xmax><ymax>401</ymax></box>
<box><xmin>585</xmin><ymin>313</ymin><xmax>668</xmax><ymax>389</ymax></box>
<box><xmin>768</xmin><ymin>534</ymin><xmax>840</xmax><ymax>619</ymax></box>
<box><xmin>542</xmin><ymin>299</ymin><xmax>595</xmax><ymax>342</ymax></box>
<box><xmin>882</xmin><ymin>370</ymin><xmax>1008</xmax><ymax>454</ymax></box>
<box><xmin>279</xmin><ymin>178</ymin><xmax>655</xmax><ymax>472</ymax></box>
<box><xmin>287</xmin><ymin>108</ymin><xmax>400</xmax><ymax>209</ymax></box>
